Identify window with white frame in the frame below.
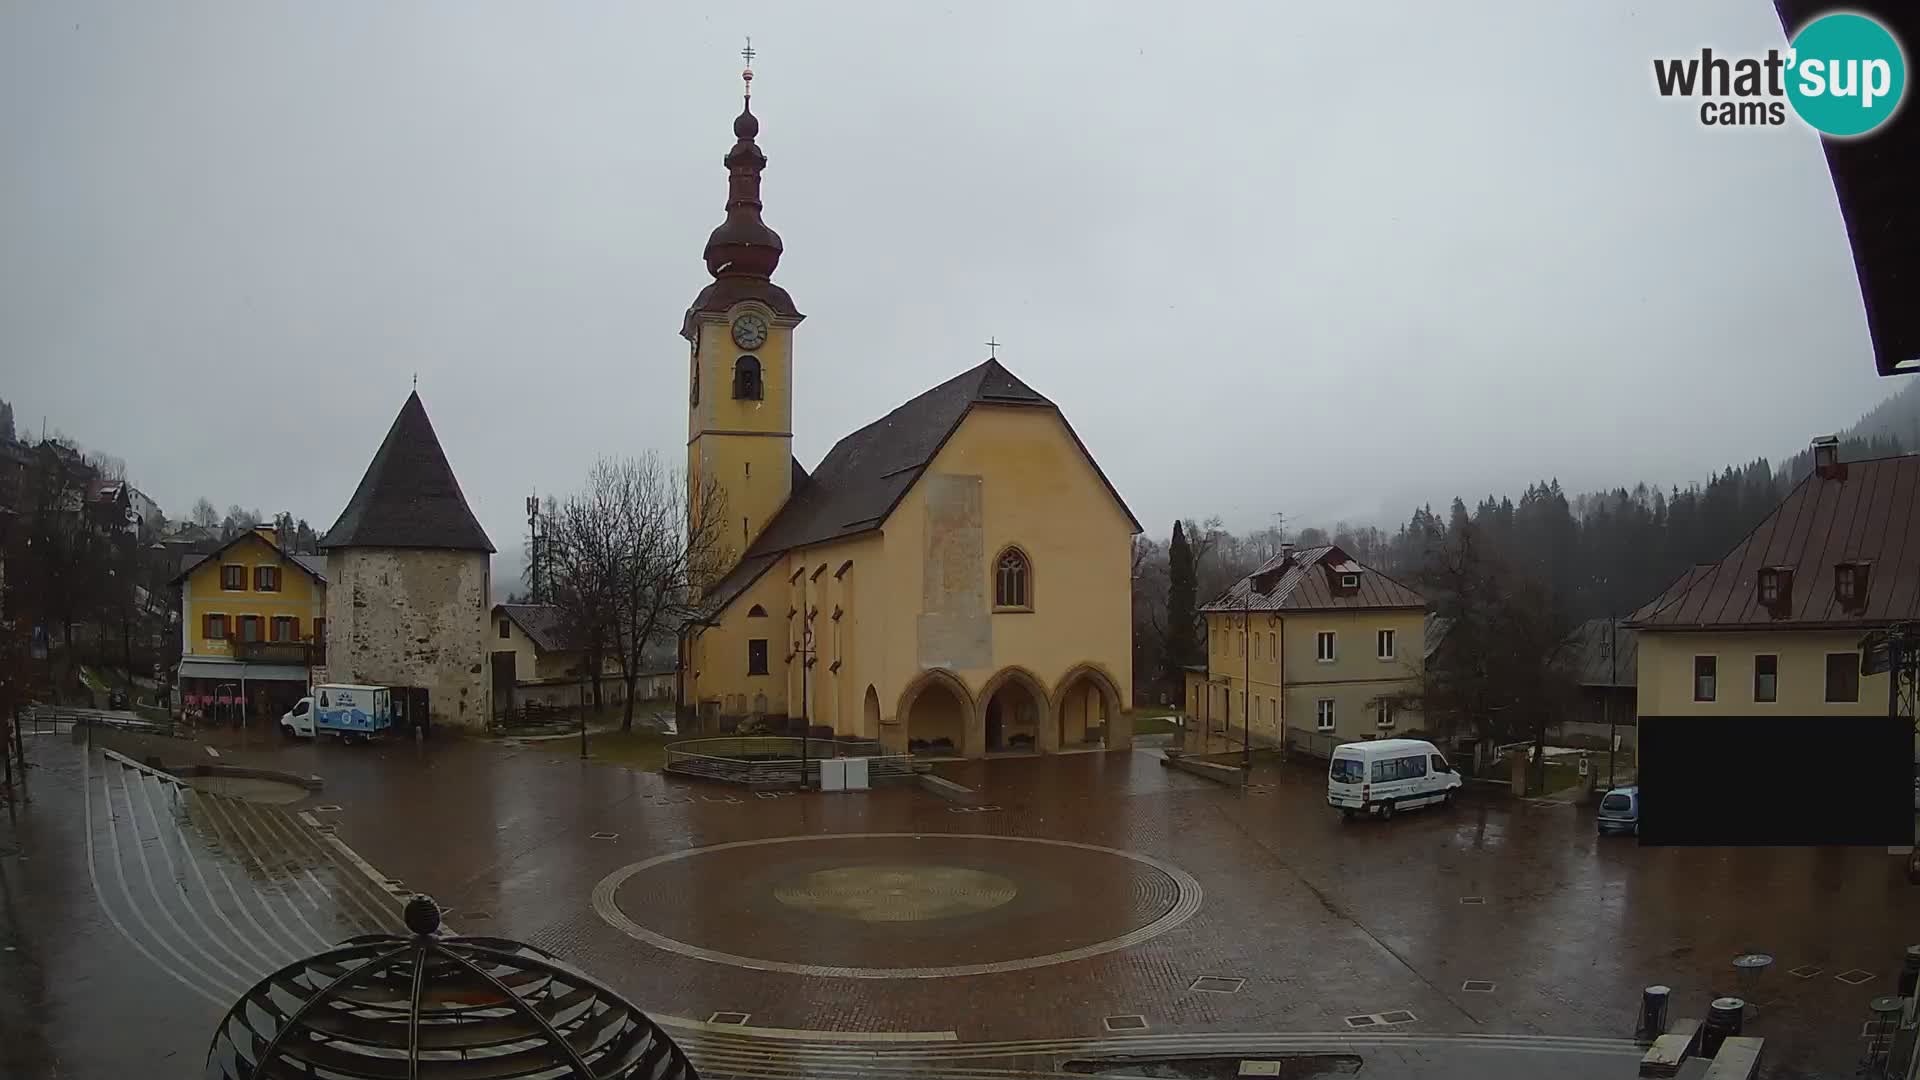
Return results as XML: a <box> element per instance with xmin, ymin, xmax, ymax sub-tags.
<box><xmin>1376</xmin><ymin>699</ymin><xmax>1395</xmax><ymax>728</ymax></box>
<box><xmin>1316</xmin><ymin>631</ymin><xmax>1336</xmax><ymax>662</ymax></box>
<box><xmin>1377</xmin><ymin>628</ymin><xmax>1395</xmax><ymax>660</ymax></box>
<box><xmin>1315</xmin><ymin>698</ymin><xmax>1335</xmax><ymax>731</ymax></box>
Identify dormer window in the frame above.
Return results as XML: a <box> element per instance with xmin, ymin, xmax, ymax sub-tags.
<box><xmin>1835</xmin><ymin>562</ymin><xmax>1870</xmax><ymax>608</ymax></box>
<box><xmin>733</xmin><ymin>355</ymin><xmax>763</xmax><ymax>400</ymax></box>
<box><xmin>1341</xmin><ymin>573</ymin><xmax>1360</xmax><ymax>589</ymax></box>
<box><xmin>1757</xmin><ymin>566</ymin><xmax>1793</xmax><ymax>613</ymax></box>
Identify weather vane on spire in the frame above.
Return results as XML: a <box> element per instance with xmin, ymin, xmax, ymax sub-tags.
<box><xmin>741</xmin><ymin>36</ymin><xmax>755</xmax><ymax>97</ymax></box>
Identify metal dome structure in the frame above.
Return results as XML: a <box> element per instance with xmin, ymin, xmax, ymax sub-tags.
<box><xmin>206</xmin><ymin>896</ymin><xmax>697</xmax><ymax>1079</ymax></box>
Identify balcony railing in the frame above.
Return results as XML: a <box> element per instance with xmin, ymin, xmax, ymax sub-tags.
<box><xmin>231</xmin><ymin>640</ymin><xmax>323</xmax><ymax>666</ymax></box>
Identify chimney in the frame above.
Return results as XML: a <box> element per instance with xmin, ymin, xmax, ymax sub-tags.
<box><xmin>253</xmin><ymin>524</ymin><xmax>277</xmax><ymax>545</ymax></box>
<box><xmin>1811</xmin><ymin>435</ymin><xmax>1846</xmax><ymax>481</ymax></box>
<box><xmin>1279</xmin><ymin>542</ymin><xmax>1295</xmax><ymax>564</ymax></box>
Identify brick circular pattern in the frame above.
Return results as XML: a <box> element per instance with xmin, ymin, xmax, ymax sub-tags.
<box><xmin>591</xmin><ymin>833</ymin><xmax>1203</xmax><ymax>979</ymax></box>
<box><xmin>772</xmin><ymin>865</ymin><xmax>1020</xmax><ymax>922</ymax></box>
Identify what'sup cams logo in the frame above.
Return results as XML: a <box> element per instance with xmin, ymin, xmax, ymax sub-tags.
<box><xmin>1654</xmin><ymin>11</ymin><xmax>1906</xmax><ymax>136</ymax></box>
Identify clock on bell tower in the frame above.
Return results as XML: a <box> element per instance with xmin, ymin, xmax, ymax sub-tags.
<box><xmin>682</xmin><ymin>58</ymin><xmax>804</xmax><ymax>566</ymax></box>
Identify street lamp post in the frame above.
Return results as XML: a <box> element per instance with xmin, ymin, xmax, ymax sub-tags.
<box><xmin>1605</xmin><ymin>613</ymin><xmax>1618</xmax><ymax>788</ymax></box>
<box><xmin>797</xmin><ymin>571</ymin><xmax>814</xmax><ymax>790</ymax></box>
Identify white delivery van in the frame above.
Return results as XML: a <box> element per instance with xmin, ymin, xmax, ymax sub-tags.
<box><xmin>1327</xmin><ymin>738</ymin><xmax>1461</xmax><ymax>820</ymax></box>
<box><xmin>279</xmin><ymin>696</ymin><xmax>316</xmax><ymax>738</ymax></box>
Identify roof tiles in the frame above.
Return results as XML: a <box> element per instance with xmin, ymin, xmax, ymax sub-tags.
<box><xmin>1629</xmin><ymin>454</ymin><xmax>1920</xmax><ymax>630</ymax></box>
<box><xmin>1200</xmin><ymin>546</ymin><xmax>1425</xmax><ymax>613</ymax></box>
<box><xmin>320</xmin><ymin>392</ymin><xmax>494</xmax><ymax>553</ymax></box>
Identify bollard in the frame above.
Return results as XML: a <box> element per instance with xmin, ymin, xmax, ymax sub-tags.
<box><xmin>1638</xmin><ymin>985</ymin><xmax>1671</xmax><ymax>1041</ymax></box>
<box><xmin>1702</xmin><ymin>997</ymin><xmax>1744</xmax><ymax>1057</ymax></box>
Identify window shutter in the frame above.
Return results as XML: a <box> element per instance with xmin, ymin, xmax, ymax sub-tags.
<box><xmin>203</xmin><ymin>613</ymin><xmax>212</xmax><ymax>639</ymax></box>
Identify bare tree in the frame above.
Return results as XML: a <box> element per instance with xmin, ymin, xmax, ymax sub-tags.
<box><xmin>221</xmin><ymin>505</ymin><xmax>261</xmax><ymax>539</ymax></box>
<box><xmin>547</xmin><ymin>454</ymin><xmax>730</xmax><ymax>732</ymax></box>
<box><xmin>188</xmin><ymin>497</ymin><xmax>220</xmax><ymax>530</ymax></box>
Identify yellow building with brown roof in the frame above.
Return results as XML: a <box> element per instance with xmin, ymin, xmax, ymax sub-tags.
<box><xmin>677</xmin><ymin>87</ymin><xmax>1138</xmax><ymax>758</ymax></box>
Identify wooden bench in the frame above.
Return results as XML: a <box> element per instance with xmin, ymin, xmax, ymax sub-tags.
<box><xmin>1640</xmin><ymin>1018</ymin><xmax>1701</xmax><ymax>1077</ymax></box>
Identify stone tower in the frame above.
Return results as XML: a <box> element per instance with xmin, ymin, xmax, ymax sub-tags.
<box><xmin>683</xmin><ymin>74</ymin><xmax>804</xmax><ymax>560</ymax></box>
<box><xmin>319</xmin><ymin>391</ymin><xmax>495</xmax><ymax>729</ymax></box>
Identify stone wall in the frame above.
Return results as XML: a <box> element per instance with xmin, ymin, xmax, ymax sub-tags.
<box><xmin>323</xmin><ymin>547</ymin><xmax>489</xmax><ymax>730</ymax></box>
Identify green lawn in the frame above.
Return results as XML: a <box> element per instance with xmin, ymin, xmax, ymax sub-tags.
<box><xmin>577</xmin><ymin>729</ymin><xmax>679</xmax><ymax>771</ymax></box>
<box><xmin>1129</xmin><ymin>710</ymin><xmax>1186</xmax><ymax>736</ymax></box>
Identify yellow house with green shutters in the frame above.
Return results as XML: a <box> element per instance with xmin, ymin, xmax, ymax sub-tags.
<box><xmin>1188</xmin><ymin>545</ymin><xmax>1428</xmax><ymax>755</ymax></box>
<box><xmin>172</xmin><ymin>526</ymin><xmax>327</xmax><ymax>720</ymax></box>
<box><xmin>676</xmin><ymin>88</ymin><xmax>1139</xmax><ymax>757</ymax></box>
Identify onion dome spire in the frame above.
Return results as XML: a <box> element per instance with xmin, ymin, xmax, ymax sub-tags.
<box><xmin>703</xmin><ymin>37</ymin><xmax>783</xmax><ymax>280</ymax></box>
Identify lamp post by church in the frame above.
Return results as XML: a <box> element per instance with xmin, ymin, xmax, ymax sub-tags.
<box><xmin>796</xmin><ymin>571</ymin><xmax>815</xmax><ymax>790</ymax></box>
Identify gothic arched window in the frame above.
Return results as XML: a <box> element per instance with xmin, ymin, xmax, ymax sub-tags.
<box><xmin>733</xmin><ymin>355</ymin><xmax>763</xmax><ymax>400</ymax></box>
<box><xmin>994</xmin><ymin>547</ymin><xmax>1031</xmax><ymax>610</ymax></box>
<box><xmin>747</xmin><ymin>604</ymin><xmax>768</xmax><ymax>618</ymax></box>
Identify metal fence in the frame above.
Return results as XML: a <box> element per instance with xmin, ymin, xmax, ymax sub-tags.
<box><xmin>20</xmin><ymin>705</ymin><xmax>177</xmax><ymax>738</ymax></box>
<box><xmin>663</xmin><ymin>736</ymin><xmax>912</xmax><ymax>788</ymax></box>
<box><xmin>1284</xmin><ymin>727</ymin><xmax>1354</xmax><ymax>761</ymax></box>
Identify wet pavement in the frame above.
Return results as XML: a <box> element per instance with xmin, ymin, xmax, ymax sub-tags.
<box><xmin>1</xmin><ymin>726</ymin><xmax>1913</xmax><ymax>1078</ymax></box>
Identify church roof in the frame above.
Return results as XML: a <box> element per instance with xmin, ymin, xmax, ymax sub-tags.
<box><xmin>701</xmin><ymin>358</ymin><xmax>1139</xmax><ymax>612</ymax></box>
<box><xmin>320</xmin><ymin>392</ymin><xmax>495</xmax><ymax>553</ymax></box>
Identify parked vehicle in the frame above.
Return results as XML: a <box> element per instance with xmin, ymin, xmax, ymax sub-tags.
<box><xmin>279</xmin><ymin>696</ymin><xmax>316</xmax><ymax>738</ymax></box>
<box><xmin>312</xmin><ymin>684</ymin><xmax>392</xmax><ymax>742</ymax></box>
<box><xmin>1328</xmin><ymin>738</ymin><xmax>1462</xmax><ymax>820</ymax></box>
<box><xmin>1597</xmin><ymin>785</ymin><xmax>1640</xmax><ymax>836</ymax></box>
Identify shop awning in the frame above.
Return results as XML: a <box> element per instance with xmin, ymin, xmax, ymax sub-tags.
<box><xmin>177</xmin><ymin>658</ymin><xmax>310</xmax><ymax>683</ymax></box>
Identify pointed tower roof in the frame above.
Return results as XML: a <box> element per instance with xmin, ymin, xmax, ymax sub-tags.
<box><xmin>320</xmin><ymin>392</ymin><xmax>495</xmax><ymax>552</ymax></box>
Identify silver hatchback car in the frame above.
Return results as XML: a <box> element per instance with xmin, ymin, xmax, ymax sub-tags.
<box><xmin>1597</xmin><ymin>786</ymin><xmax>1639</xmax><ymax>836</ymax></box>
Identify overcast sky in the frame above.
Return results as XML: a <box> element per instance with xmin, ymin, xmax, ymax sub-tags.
<box><xmin>1</xmin><ymin>1</ymin><xmax>1893</xmax><ymax>572</ymax></box>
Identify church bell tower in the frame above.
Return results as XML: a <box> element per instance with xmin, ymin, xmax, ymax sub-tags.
<box><xmin>684</xmin><ymin>45</ymin><xmax>804</xmax><ymax>566</ymax></box>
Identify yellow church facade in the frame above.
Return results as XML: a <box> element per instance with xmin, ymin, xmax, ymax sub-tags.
<box><xmin>676</xmin><ymin>84</ymin><xmax>1138</xmax><ymax>757</ymax></box>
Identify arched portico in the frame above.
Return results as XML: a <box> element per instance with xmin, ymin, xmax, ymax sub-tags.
<box><xmin>897</xmin><ymin>668</ymin><xmax>975</xmax><ymax>758</ymax></box>
<box><xmin>1053</xmin><ymin>662</ymin><xmax>1128</xmax><ymax>750</ymax></box>
<box><xmin>977</xmin><ymin>666</ymin><xmax>1051</xmax><ymax>754</ymax></box>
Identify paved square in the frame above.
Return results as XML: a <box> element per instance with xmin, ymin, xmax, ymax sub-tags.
<box><xmin>6</xmin><ymin>730</ymin><xmax>1914</xmax><ymax>1080</ymax></box>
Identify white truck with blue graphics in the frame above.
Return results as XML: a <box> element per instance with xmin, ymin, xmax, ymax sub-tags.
<box><xmin>281</xmin><ymin>684</ymin><xmax>392</xmax><ymax>742</ymax></box>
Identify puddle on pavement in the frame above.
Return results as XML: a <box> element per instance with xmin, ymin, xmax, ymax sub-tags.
<box><xmin>184</xmin><ymin>775</ymin><xmax>310</xmax><ymax>805</ymax></box>
<box><xmin>1062</xmin><ymin>1055</ymin><xmax>1362</xmax><ymax>1079</ymax></box>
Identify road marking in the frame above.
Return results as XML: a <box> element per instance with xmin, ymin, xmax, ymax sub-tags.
<box><xmin>1190</xmin><ymin>976</ymin><xmax>1246</xmax><ymax>993</ymax></box>
<box><xmin>205</xmin><ymin>746</ymin><xmax>219</xmax><ymax>758</ymax></box>
<box><xmin>592</xmin><ymin>833</ymin><xmax>1203</xmax><ymax>980</ymax></box>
